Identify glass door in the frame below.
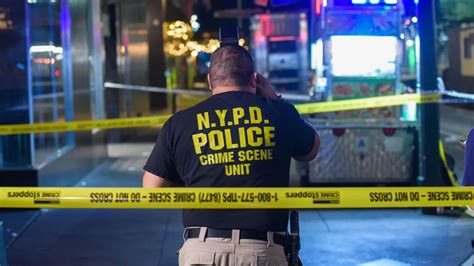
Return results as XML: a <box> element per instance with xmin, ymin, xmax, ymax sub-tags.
<box><xmin>28</xmin><ymin>0</ymin><xmax>74</xmax><ymax>166</ymax></box>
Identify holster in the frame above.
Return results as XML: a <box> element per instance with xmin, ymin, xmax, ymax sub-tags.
<box><xmin>286</xmin><ymin>210</ymin><xmax>303</xmax><ymax>266</ymax></box>
<box><xmin>285</xmin><ymin>234</ymin><xmax>302</xmax><ymax>266</ymax></box>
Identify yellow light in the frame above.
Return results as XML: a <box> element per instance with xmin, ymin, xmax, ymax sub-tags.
<box><xmin>164</xmin><ymin>20</ymin><xmax>248</xmax><ymax>57</ymax></box>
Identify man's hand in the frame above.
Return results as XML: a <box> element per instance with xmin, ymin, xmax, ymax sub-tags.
<box><xmin>256</xmin><ymin>73</ymin><xmax>278</xmax><ymax>99</ymax></box>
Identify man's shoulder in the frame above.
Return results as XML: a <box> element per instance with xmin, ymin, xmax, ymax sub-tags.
<box><xmin>166</xmin><ymin>97</ymin><xmax>215</xmax><ymax>124</ymax></box>
<box><xmin>272</xmin><ymin>98</ymin><xmax>297</xmax><ymax>109</ymax></box>
<box><xmin>243</xmin><ymin>93</ymin><xmax>297</xmax><ymax>112</ymax></box>
<box><xmin>267</xmin><ymin>98</ymin><xmax>299</xmax><ymax>116</ymax></box>
<box><xmin>167</xmin><ymin>95</ymin><xmax>297</xmax><ymax>123</ymax></box>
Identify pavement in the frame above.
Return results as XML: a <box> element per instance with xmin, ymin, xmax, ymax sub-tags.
<box><xmin>299</xmin><ymin>209</ymin><xmax>473</xmax><ymax>266</ymax></box>
<box><xmin>440</xmin><ymin>105</ymin><xmax>473</xmax><ymax>180</ymax></box>
<box><xmin>1</xmin><ymin>105</ymin><xmax>474</xmax><ymax>266</ymax></box>
<box><xmin>4</xmin><ymin>154</ymin><xmax>474</xmax><ymax>266</ymax></box>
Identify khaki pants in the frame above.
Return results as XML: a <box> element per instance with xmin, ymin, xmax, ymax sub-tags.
<box><xmin>178</xmin><ymin>227</ymin><xmax>288</xmax><ymax>266</ymax></box>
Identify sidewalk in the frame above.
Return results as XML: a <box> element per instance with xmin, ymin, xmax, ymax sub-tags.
<box><xmin>5</xmin><ymin>147</ymin><xmax>182</xmax><ymax>266</ymax></box>
<box><xmin>440</xmin><ymin>105</ymin><xmax>474</xmax><ymax>138</ymax></box>
<box><xmin>4</xmin><ymin>142</ymin><xmax>474</xmax><ymax>265</ymax></box>
<box><xmin>440</xmin><ymin>105</ymin><xmax>474</xmax><ymax>179</ymax></box>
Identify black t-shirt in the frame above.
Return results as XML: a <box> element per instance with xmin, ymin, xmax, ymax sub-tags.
<box><xmin>144</xmin><ymin>91</ymin><xmax>315</xmax><ymax>231</ymax></box>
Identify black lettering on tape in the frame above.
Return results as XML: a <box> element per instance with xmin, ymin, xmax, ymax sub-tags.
<box><xmin>223</xmin><ymin>193</ymin><xmax>238</xmax><ymax>203</ymax></box>
<box><xmin>173</xmin><ymin>192</ymin><xmax>196</xmax><ymax>202</ymax></box>
<box><xmin>427</xmin><ymin>191</ymin><xmax>449</xmax><ymax>201</ymax></box>
<box><xmin>131</xmin><ymin>193</ymin><xmax>141</xmax><ymax>203</ymax></box>
<box><xmin>148</xmin><ymin>192</ymin><xmax>171</xmax><ymax>203</ymax></box>
<box><xmin>450</xmin><ymin>191</ymin><xmax>473</xmax><ymax>201</ymax></box>
<box><xmin>369</xmin><ymin>192</ymin><xmax>393</xmax><ymax>202</ymax></box>
<box><xmin>394</xmin><ymin>192</ymin><xmax>408</xmax><ymax>202</ymax></box>
<box><xmin>90</xmin><ymin>192</ymin><xmax>114</xmax><ymax>203</ymax></box>
<box><xmin>241</xmin><ymin>193</ymin><xmax>255</xmax><ymax>202</ymax></box>
<box><xmin>115</xmin><ymin>192</ymin><xmax>129</xmax><ymax>203</ymax></box>
<box><xmin>199</xmin><ymin>192</ymin><xmax>220</xmax><ymax>203</ymax></box>
<box><xmin>409</xmin><ymin>192</ymin><xmax>420</xmax><ymax>201</ymax></box>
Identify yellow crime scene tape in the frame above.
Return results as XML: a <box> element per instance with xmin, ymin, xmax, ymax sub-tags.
<box><xmin>0</xmin><ymin>93</ymin><xmax>440</xmax><ymax>135</ymax></box>
<box><xmin>295</xmin><ymin>93</ymin><xmax>440</xmax><ymax>114</ymax></box>
<box><xmin>0</xmin><ymin>187</ymin><xmax>472</xmax><ymax>209</ymax></box>
<box><xmin>439</xmin><ymin>140</ymin><xmax>459</xmax><ymax>187</ymax></box>
<box><xmin>0</xmin><ymin>115</ymin><xmax>171</xmax><ymax>136</ymax></box>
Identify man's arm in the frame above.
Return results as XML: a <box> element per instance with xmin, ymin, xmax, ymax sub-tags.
<box><xmin>256</xmin><ymin>73</ymin><xmax>320</xmax><ymax>162</ymax></box>
<box><xmin>142</xmin><ymin>171</ymin><xmax>176</xmax><ymax>188</ymax></box>
<box><xmin>142</xmin><ymin>119</ymin><xmax>183</xmax><ymax>188</ymax></box>
<box><xmin>294</xmin><ymin>130</ymin><xmax>320</xmax><ymax>162</ymax></box>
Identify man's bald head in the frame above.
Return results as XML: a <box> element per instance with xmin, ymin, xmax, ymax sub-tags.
<box><xmin>209</xmin><ymin>45</ymin><xmax>255</xmax><ymax>89</ymax></box>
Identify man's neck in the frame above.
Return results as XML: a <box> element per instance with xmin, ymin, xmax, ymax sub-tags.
<box><xmin>211</xmin><ymin>86</ymin><xmax>255</xmax><ymax>95</ymax></box>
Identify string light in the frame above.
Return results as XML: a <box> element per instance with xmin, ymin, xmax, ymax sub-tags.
<box><xmin>165</xmin><ymin>20</ymin><xmax>246</xmax><ymax>57</ymax></box>
<box><xmin>190</xmin><ymin>14</ymin><xmax>200</xmax><ymax>32</ymax></box>
<box><xmin>166</xmin><ymin>20</ymin><xmax>193</xmax><ymax>41</ymax></box>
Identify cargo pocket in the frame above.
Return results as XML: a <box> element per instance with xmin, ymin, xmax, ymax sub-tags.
<box><xmin>179</xmin><ymin>250</ymin><xmax>215</xmax><ymax>266</ymax></box>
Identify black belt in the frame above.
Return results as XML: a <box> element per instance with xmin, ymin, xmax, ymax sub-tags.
<box><xmin>185</xmin><ymin>228</ymin><xmax>287</xmax><ymax>247</ymax></box>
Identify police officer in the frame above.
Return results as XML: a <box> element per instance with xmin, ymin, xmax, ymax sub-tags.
<box><xmin>142</xmin><ymin>45</ymin><xmax>320</xmax><ymax>266</ymax></box>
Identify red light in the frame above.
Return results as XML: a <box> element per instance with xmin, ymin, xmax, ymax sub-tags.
<box><xmin>300</xmin><ymin>27</ymin><xmax>308</xmax><ymax>43</ymax></box>
<box><xmin>315</xmin><ymin>0</ymin><xmax>322</xmax><ymax>14</ymax></box>
<box><xmin>54</xmin><ymin>69</ymin><xmax>61</xmax><ymax>77</ymax></box>
<box><xmin>33</xmin><ymin>57</ymin><xmax>55</xmax><ymax>65</ymax></box>
<box><xmin>332</xmin><ymin>128</ymin><xmax>346</xmax><ymax>137</ymax></box>
<box><xmin>259</xmin><ymin>14</ymin><xmax>272</xmax><ymax>36</ymax></box>
<box><xmin>268</xmin><ymin>36</ymin><xmax>297</xmax><ymax>42</ymax></box>
<box><xmin>383</xmin><ymin>128</ymin><xmax>396</xmax><ymax>136</ymax></box>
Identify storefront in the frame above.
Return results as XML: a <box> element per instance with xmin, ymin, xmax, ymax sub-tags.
<box><xmin>0</xmin><ymin>0</ymin><xmax>106</xmax><ymax>186</ymax></box>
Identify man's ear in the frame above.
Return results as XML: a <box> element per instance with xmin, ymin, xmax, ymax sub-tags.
<box><xmin>207</xmin><ymin>73</ymin><xmax>212</xmax><ymax>91</ymax></box>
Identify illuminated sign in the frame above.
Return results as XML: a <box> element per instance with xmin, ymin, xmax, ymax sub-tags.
<box><xmin>254</xmin><ymin>0</ymin><xmax>269</xmax><ymax>6</ymax></box>
<box><xmin>334</xmin><ymin>0</ymin><xmax>397</xmax><ymax>5</ymax></box>
<box><xmin>352</xmin><ymin>0</ymin><xmax>397</xmax><ymax>4</ymax></box>
<box><xmin>330</xmin><ymin>36</ymin><xmax>397</xmax><ymax>77</ymax></box>
<box><xmin>315</xmin><ymin>0</ymin><xmax>322</xmax><ymax>14</ymax></box>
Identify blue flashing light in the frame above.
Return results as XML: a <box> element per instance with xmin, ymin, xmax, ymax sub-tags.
<box><xmin>16</xmin><ymin>63</ymin><xmax>25</xmax><ymax>70</ymax></box>
<box><xmin>352</xmin><ymin>0</ymin><xmax>367</xmax><ymax>4</ymax></box>
<box><xmin>270</xmin><ymin>0</ymin><xmax>299</xmax><ymax>6</ymax></box>
<box><xmin>384</xmin><ymin>0</ymin><xmax>397</xmax><ymax>3</ymax></box>
<box><xmin>369</xmin><ymin>0</ymin><xmax>380</xmax><ymax>4</ymax></box>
